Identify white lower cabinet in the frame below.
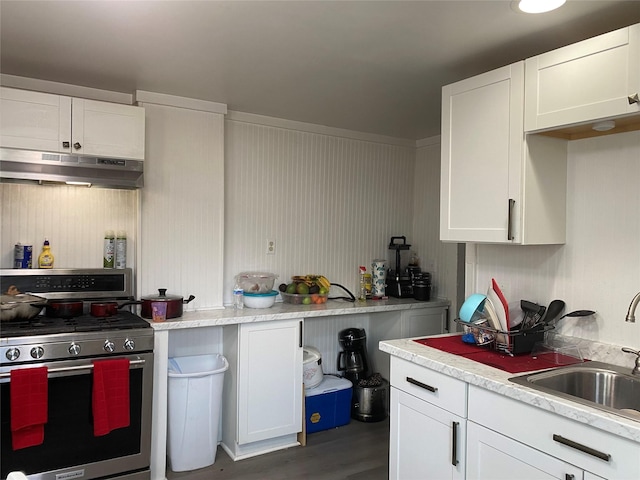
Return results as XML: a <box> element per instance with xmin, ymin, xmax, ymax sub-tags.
<box><xmin>468</xmin><ymin>385</ymin><xmax>639</xmax><ymax>480</ymax></box>
<box><xmin>222</xmin><ymin>319</ymin><xmax>303</xmax><ymax>460</ymax></box>
<box><xmin>389</xmin><ymin>357</ymin><xmax>466</xmax><ymax>479</ymax></box>
<box><xmin>467</xmin><ymin>422</ymin><xmax>583</xmax><ymax>480</ymax></box>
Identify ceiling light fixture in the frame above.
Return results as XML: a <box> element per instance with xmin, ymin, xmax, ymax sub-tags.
<box><xmin>592</xmin><ymin>120</ymin><xmax>616</xmax><ymax>132</ymax></box>
<box><xmin>518</xmin><ymin>0</ymin><xmax>566</xmax><ymax>14</ymax></box>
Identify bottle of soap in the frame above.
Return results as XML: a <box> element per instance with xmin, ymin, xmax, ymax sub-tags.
<box><xmin>38</xmin><ymin>238</ymin><xmax>54</xmax><ymax>269</ymax></box>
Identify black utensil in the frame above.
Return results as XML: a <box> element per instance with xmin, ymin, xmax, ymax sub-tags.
<box><xmin>560</xmin><ymin>309</ymin><xmax>596</xmax><ymax>319</ymax></box>
<box><xmin>541</xmin><ymin>299</ymin><xmax>565</xmax><ymax>326</ymax></box>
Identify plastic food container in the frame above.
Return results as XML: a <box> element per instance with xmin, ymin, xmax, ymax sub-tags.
<box><xmin>242</xmin><ymin>290</ymin><xmax>278</xmax><ymax>308</ymax></box>
<box><xmin>235</xmin><ymin>272</ymin><xmax>278</xmax><ymax>293</ymax></box>
<box><xmin>281</xmin><ymin>292</ymin><xmax>328</xmax><ymax>305</ymax></box>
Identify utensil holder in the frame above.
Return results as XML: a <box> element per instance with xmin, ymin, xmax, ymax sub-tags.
<box><xmin>455</xmin><ymin>318</ymin><xmax>553</xmax><ymax>356</ymax></box>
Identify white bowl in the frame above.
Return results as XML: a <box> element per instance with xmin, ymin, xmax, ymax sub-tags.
<box><xmin>242</xmin><ymin>290</ymin><xmax>278</xmax><ymax>308</ymax></box>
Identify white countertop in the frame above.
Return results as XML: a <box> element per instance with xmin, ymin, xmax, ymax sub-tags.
<box><xmin>380</xmin><ymin>335</ymin><xmax>640</xmax><ymax>443</ymax></box>
<box><xmin>147</xmin><ymin>297</ymin><xmax>450</xmax><ymax>330</ymax></box>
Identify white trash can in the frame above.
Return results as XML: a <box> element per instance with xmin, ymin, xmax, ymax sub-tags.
<box><xmin>167</xmin><ymin>354</ymin><xmax>229</xmax><ymax>472</ymax></box>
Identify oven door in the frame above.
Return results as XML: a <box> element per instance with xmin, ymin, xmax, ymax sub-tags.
<box><xmin>1</xmin><ymin>352</ymin><xmax>153</xmax><ymax>480</ymax></box>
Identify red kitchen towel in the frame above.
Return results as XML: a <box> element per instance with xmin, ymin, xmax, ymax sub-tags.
<box><xmin>92</xmin><ymin>358</ymin><xmax>130</xmax><ymax>436</ymax></box>
<box><xmin>10</xmin><ymin>366</ymin><xmax>48</xmax><ymax>450</ymax></box>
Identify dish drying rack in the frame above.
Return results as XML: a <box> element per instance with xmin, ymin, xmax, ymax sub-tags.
<box><xmin>454</xmin><ymin>318</ymin><xmax>554</xmax><ymax>356</ymax></box>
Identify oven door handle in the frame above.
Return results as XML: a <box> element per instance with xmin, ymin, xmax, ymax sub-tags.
<box><xmin>0</xmin><ymin>358</ymin><xmax>146</xmax><ymax>378</ymax></box>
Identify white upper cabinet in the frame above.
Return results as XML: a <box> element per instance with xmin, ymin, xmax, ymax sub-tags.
<box><xmin>1</xmin><ymin>87</ymin><xmax>71</xmax><ymax>153</ymax></box>
<box><xmin>440</xmin><ymin>62</ymin><xmax>567</xmax><ymax>244</ymax></box>
<box><xmin>525</xmin><ymin>23</ymin><xmax>640</xmax><ymax>132</ymax></box>
<box><xmin>0</xmin><ymin>87</ymin><xmax>145</xmax><ymax>160</ymax></box>
<box><xmin>72</xmin><ymin>98</ymin><xmax>145</xmax><ymax>160</ymax></box>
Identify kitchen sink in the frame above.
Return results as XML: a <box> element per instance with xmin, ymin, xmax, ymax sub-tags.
<box><xmin>509</xmin><ymin>361</ymin><xmax>640</xmax><ymax>422</ymax></box>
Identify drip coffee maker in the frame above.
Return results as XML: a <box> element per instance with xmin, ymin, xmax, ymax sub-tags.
<box><xmin>337</xmin><ymin>327</ymin><xmax>371</xmax><ymax>383</ymax></box>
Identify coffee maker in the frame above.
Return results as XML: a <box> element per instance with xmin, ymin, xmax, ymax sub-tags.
<box><xmin>337</xmin><ymin>327</ymin><xmax>371</xmax><ymax>383</ymax></box>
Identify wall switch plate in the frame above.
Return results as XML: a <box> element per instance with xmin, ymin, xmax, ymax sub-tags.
<box><xmin>266</xmin><ymin>239</ymin><xmax>276</xmax><ymax>255</ymax></box>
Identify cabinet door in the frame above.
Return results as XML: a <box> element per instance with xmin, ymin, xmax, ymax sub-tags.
<box><xmin>467</xmin><ymin>422</ymin><xmax>583</xmax><ymax>480</ymax></box>
<box><xmin>238</xmin><ymin>319</ymin><xmax>303</xmax><ymax>444</ymax></box>
<box><xmin>525</xmin><ymin>23</ymin><xmax>640</xmax><ymax>132</ymax></box>
<box><xmin>390</xmin><ymin>388</ymin><xmax>465</xmax><ymax>480</ymax></box>
<box><xmin>401</xmin><ymin>308</ymin><xmax>446</xmax><ymax>338</ymax></box>
<box><xmin>72</xmin><ymin>98</ymin><xmax>145</xmax><ymax>160</ymax></box>
<box><xmin>440</xmin><ymin>62</ymin><xmax>524</xmax><ymax>243</ymax></box>
<box><xmin>0</xmin><ymin>87</ymin><xmax>71</xmax><ymax>153</ymax></box>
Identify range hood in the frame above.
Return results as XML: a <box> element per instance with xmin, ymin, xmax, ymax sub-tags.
<box><xmin>0</xmin><ymin>148</ymin><xmax>143</xmax><ymax>189</ymax></box>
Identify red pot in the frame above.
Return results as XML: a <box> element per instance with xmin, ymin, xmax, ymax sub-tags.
<box><xmin>90</xmin><ymin>302</ymin><xmax>119</xmax><ymax>317</ymax></box>
<box><xmin>140</xmin><ymin>289</ymin><xmax>195</xmax><ymax>319</ymax></box>
<box><xmin>46</xmin><ymin>300</ymin><xmax>83</xmax><ymax>318</ymax></box>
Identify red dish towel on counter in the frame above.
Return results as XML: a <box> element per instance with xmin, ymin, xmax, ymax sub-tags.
<box><xmin>92</xmin><ymin>358</ymin><xmax>130</xmax><ymax>436</ymax></box>
<box><xmin>10</xmin><ymin>366</ymin><xmax>48</xmax><ymax>450</ymax></box>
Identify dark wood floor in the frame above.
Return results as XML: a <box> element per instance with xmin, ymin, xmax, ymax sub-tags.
<box><xmin>167</xmin><ymin>418</ymin><xmax>390</xmax><ymax>480</ymax></box>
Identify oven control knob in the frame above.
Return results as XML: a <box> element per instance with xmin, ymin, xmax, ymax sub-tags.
<box><xmin>123</xmin><ymin>339</ymin><xmax>135</xmax><ymax>351</ymax></box>
<box><xmin>6</xmin><ymin>348</ymin><xmax>20</xmax><ymax>361</ymax></box>
<box><xmin>104</xmin><ymin>340</ymin><xmax>115</xmax><ymax>353</ymax></box>
<box><xmin>30</xmin><ymin>346</ymin><xmax>45</xmax><ymax>359</ymax></box>
<box><xmin>69</xmin><ymin>343</ymin><xmax>81</xmax><ymax>356</ymax></box>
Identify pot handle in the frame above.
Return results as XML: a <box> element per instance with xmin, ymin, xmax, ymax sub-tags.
<box><xmin>118</xmin><ymin>300</ymin><xmax>142</xmax><ymax>309</ymax></box>
<box><xmin>183</xmin><ymin>295</ymin><xmax>196</xmax><ymax>305</ymax></box>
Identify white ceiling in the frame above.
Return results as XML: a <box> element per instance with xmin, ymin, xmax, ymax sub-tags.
<box><xmin>1</xmin><ymin>1</ymin><xmax>639</xmax><ymax>140</ymax></box>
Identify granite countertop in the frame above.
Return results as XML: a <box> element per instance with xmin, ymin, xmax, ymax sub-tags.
<box><xmin>380</xmin><ymin>334</ymin><xmax>640</xmax><ymax>443</ymax></box>
<box><xmin>148</xmin><ymin>297</ymin><xmax>450</xmax><ymax>331</ymax></box>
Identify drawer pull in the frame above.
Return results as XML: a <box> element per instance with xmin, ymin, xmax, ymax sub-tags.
<box><xmin>406</xmin><ymin>376</ymin><xmax>438</xmax><ymax>393</ymax></box>
<box><xmin>451</xmin><ymin>421</ymin><xmax>459</xmax><ymax>466</ymax></box>
<box><xmin>565</xmin><ymin>475</ymin><xmax>575</xmax><ymax>480</ymax></box>
<box><xmin>552</xmin><ymin>434</ymin><xmax>611</xmax><ymax>462</ymax></box>
<box><xmin>507</xmin><ymin>198</ymin><xmax>515</xmax><ymax>241</ymax></box>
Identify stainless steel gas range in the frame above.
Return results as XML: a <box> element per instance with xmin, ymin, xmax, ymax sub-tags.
<box><xmin>0</xmin><ymin>269</ymin><xmax>153</xmax><ymax>480</ymax></box>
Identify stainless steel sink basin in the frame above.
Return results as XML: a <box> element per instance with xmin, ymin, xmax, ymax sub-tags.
<box><xmin>510</xmin><ymin>361</ymin><xmax>640</xmax><ymax>422</ymax></box>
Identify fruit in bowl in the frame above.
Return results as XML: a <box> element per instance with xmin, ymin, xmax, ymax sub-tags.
<box><xmin>279</xmin><ymin>275</ymin><xmax>330</xmax><ymax>304</ymax></box>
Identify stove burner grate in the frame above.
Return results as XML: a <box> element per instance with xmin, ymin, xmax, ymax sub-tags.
<box><xmin>1</xmin><ymin>311</ymin><xmax>150</xmax><ymax>338</ymax></box>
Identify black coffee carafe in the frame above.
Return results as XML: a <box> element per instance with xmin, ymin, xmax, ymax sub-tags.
<box><xmin>337</xmin><ymin>327</ymin><xmax>371</xmax><ymax>384</ymax></box>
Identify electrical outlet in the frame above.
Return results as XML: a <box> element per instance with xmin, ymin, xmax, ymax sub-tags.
<box><xmin>266</xmin><ymin>239</ymin><xmax>276</xmax><ymax>255</ymax></box>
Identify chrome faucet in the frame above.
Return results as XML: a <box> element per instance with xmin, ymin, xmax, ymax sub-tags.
<box><xmin>621</xmin><ymin>347</ymin><xmax>640</xmax><ymax>375</ymax></box>
<box><xmin>625</xmin><ymin>291</ymin><xmax>640</xmax><ymax>323</ymax></box>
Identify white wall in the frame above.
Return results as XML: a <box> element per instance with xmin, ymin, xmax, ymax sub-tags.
<box><xmin>469</xmin><ymin>131</ymin><xmax>640</xmax><ymax>349</ymax></box>
<box><xmin>223</xmin><ymin>112</ymin><xmax>451</xmax><ymax>304</ymax></box>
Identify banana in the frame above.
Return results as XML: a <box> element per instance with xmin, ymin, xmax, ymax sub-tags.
<box><xmin>291</xmin><ymin>274</ymin><xmax>330</xmax><ymax>290</ymax></box>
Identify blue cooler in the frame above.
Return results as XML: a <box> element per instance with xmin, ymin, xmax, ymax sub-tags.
<box><xmin>304</xmin><ymin>375</ymin><xmax>352</xmax><ymax>433</ymax></box>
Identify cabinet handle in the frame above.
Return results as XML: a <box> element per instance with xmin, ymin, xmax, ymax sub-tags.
<box><xmin>299</xmin><ymin>320</ymin><xmax>303</xmax><ymax>348</ymax></box>
<box><xmin>507</xmin><ymin>198</ymin><xmax>515</xmax><ymax>241</ymax></box>
<box><xmin>73</xmin><ymin>142</ymin><xmax>82</xmax><ymax>150</ymax></box>
<box><xmin>552</xmin><ymin>434</ymin><xmax>611</xmax><ymax>462</ymax></box>
<box><xmin>628</xmin><ymin>93</ymin><xmax>639</xmax><ymax>105</ymax></box>
<box><xmin>565</xmin><ymin>475</ymin><xmax>575</xmax><ymax>480</ymax></box>
<box><xmin>62</xmin><ymin>141</ymin><xmax>70</xmax><ymax>148</ymax></box>
<box><xmin>451</xmin><ymin>421</ymin><xmax>459</xmax><ymax>466</ymax></box>
<box><xmin>406</xmin><ymin>376</ymin><xmax>437</xmax><ymax>393</ymax></box>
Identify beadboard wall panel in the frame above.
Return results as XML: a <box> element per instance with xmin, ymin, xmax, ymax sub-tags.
<box><xmin>0</xmin><ymin>184</ymin><xmax>137</xmax><ymax>269</ymax></box>
<box><xmin>224</xmin><ymin>118</ymin><xmax>417</xmax><ymax>304</ymax></box>
<box><xmin>413</xmin><ymin>137</ymin><xmax>460</xmax><ymax>315</ymax></box>
<box><xmin>139</xmin><ymin>102</ymin><xmax>225</xmax><ymax>308</ymax></box>
<box><xmin>470</xmin><ymin>131</ymin><xmax>640</xmax><ymax>348</ymax></box>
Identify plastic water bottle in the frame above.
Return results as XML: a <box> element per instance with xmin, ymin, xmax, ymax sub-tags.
<box><xmin>233</xmin><ymin>281</ymin><xmax>244</xmax><ymax>309</ymax></box>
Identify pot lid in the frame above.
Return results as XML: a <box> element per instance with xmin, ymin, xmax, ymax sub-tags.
<box><xmin>141</xmin><ymin>288</ymin><xmax>183</xmax><ymax>301</ymax></box>
<box><xmin>1</xmin><ymin>293</ymin><xmax>46</xmax><ymax>306</ymax></box>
